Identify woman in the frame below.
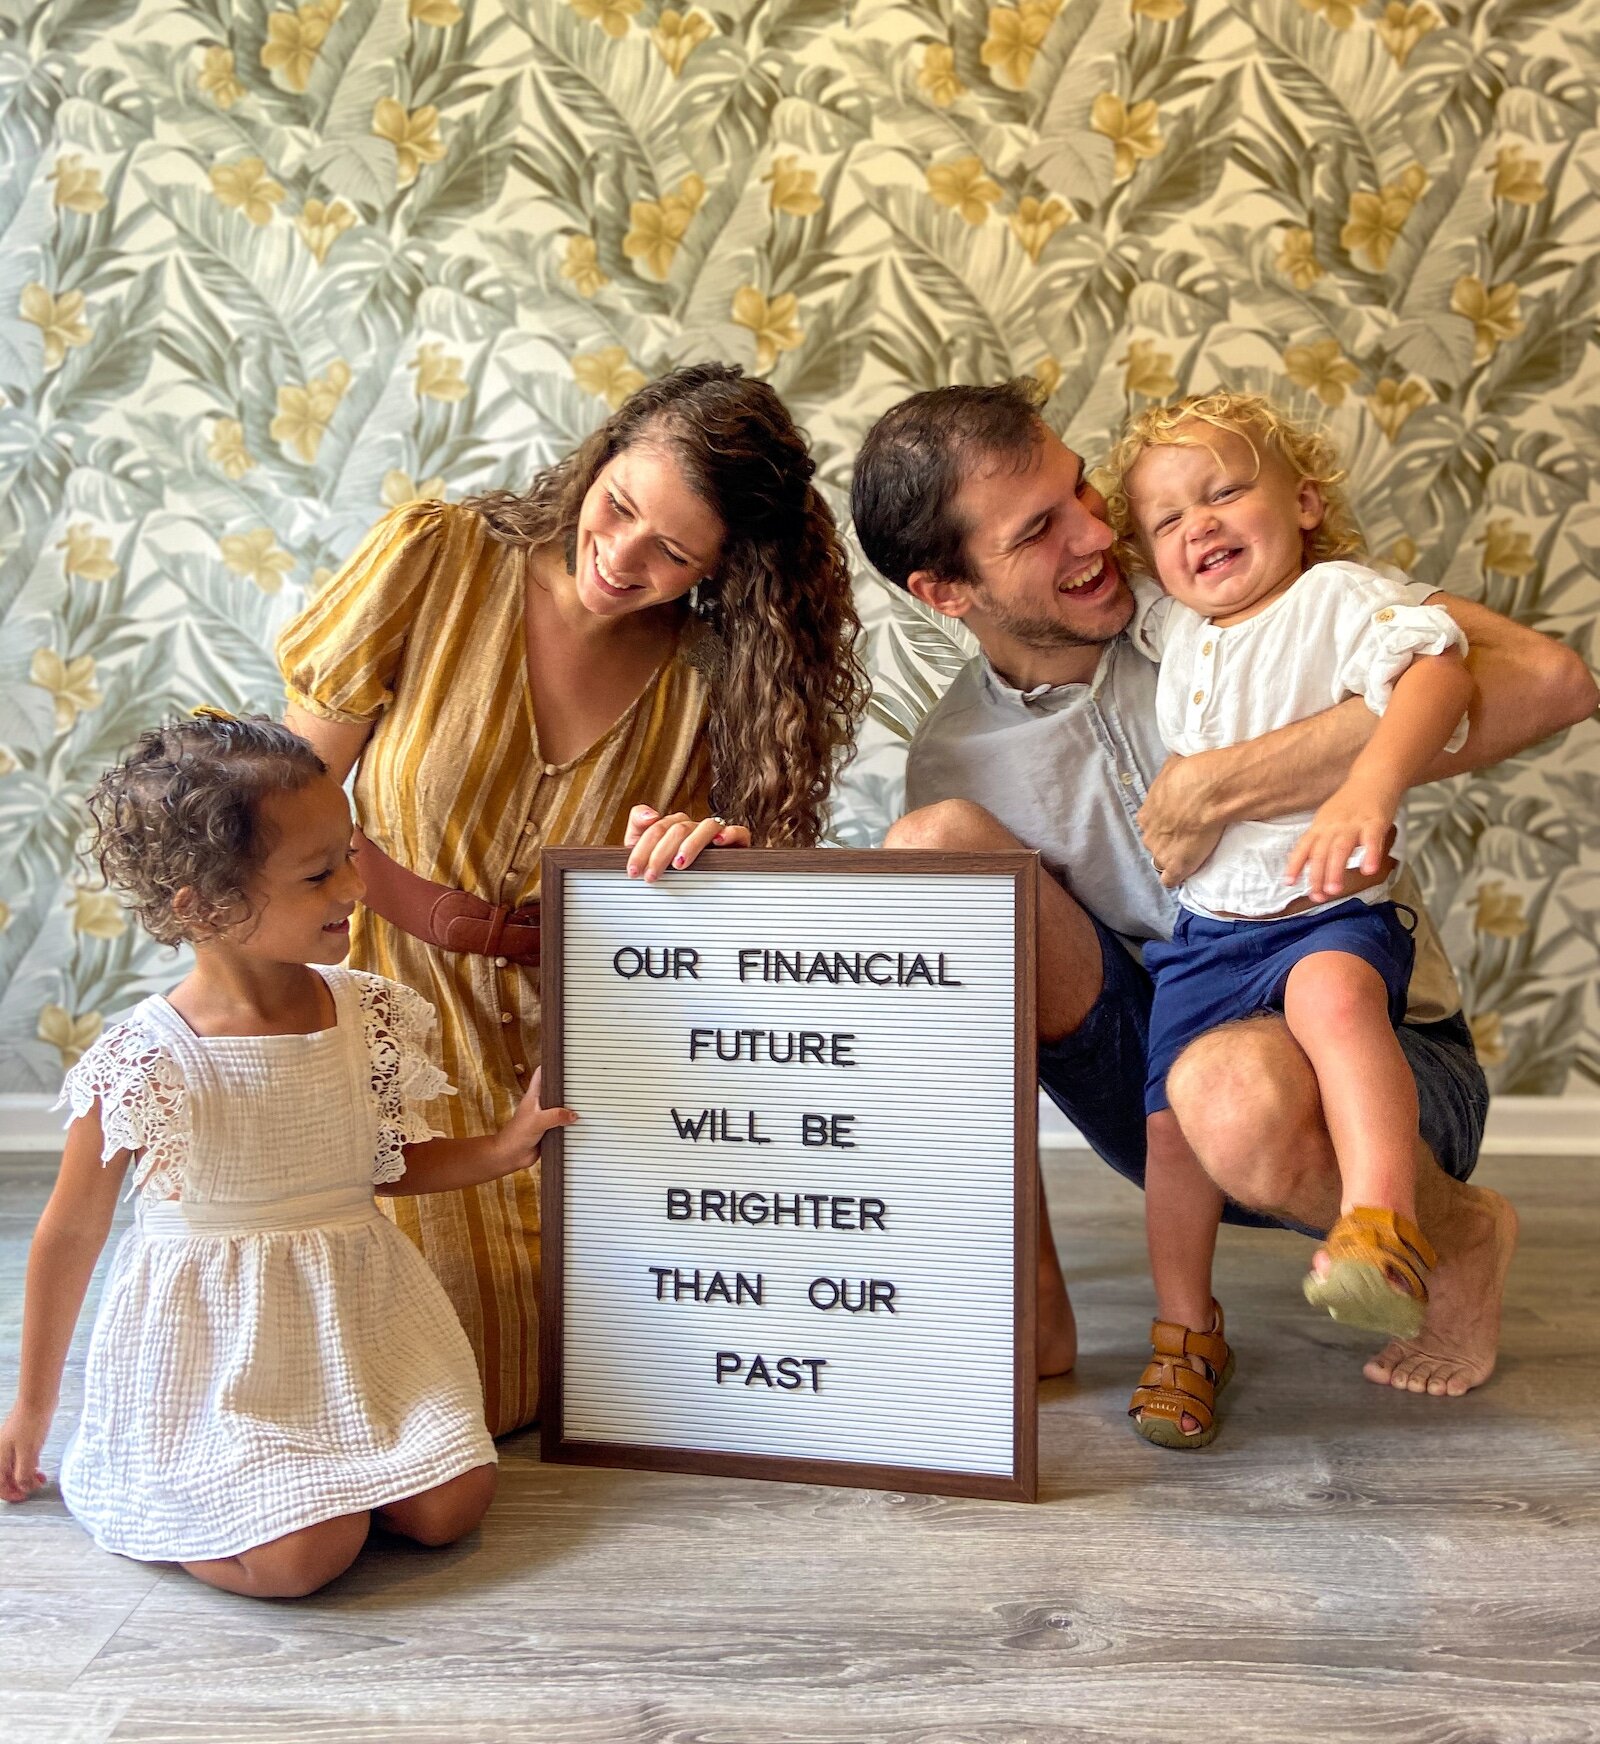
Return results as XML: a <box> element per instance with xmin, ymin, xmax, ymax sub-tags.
<box><xmin>278</xmin><ymin>363</ymin><xmax>868</xmax><ymax>1434</ymax></box>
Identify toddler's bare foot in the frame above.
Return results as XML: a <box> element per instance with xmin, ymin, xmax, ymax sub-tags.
<box><xmin>1363</xmin><ymin>1184</ymin><xmax>1516</xmax><ymax>1396</ymax></box>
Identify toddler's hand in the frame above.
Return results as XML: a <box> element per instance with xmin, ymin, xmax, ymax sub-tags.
<box><xmin>0</xmin><ymin>1406</ymin><xmax>50</xmax><ymax>1503</ymax></box>
<box><xmin>500</xmin><ymin>1068</ymin><xmax>576</xmax><ymax>1167</ymax></box>
<box><xmin>1286</xmin><ymin>780</ymin><xmax>1399</xmax><ymax>902</ymax></box>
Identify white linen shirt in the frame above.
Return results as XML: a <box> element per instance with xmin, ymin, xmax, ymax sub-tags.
<box><xmin>1132</xmin><ymin>561</ymin><xmax>1467</xmax><ymax>919</ymax></box>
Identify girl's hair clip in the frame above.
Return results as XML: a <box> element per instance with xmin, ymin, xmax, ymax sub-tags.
<box><xmin>189</xmin><ymin>704</ymin><xmax>236</xmax><ymax>722</ymax></box>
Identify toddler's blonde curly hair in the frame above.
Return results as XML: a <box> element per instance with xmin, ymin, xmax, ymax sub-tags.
<box><xmin>1101</xmin><ymin>390</ymin><xmax>1364</xmax><ymax>577</ymax></box>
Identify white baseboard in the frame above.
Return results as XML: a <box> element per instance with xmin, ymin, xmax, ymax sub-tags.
<box><xmin>3</xmin><ymin>1090</ymin><xmax>1596</xmax><ymax>1160</ymax></box>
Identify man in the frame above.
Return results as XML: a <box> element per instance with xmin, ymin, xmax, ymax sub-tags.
<box><xmin>850</xmin><ymin>382</ymin><xmax>1597</xmax><ymax>1402</ymax></box>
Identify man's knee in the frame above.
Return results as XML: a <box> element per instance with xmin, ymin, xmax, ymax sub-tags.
<box><xmin>1167</xmin><ymin>1017</ymin><xmax>1330</xmax><ymax>1204</ymax></box>
<box><xmin>884</xmin><ymin>799</ymin><xmax>1016</xmax><ymax>853</ymax></box>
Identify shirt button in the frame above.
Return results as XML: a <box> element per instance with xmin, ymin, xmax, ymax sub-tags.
<box><xmin>1375</xmin><ymin>607</ymin><xmax>1395</xmax><ymax>623</ymax></box>
<box><xmin>542</xmin><ymin>762</ymin><xmax>559</xmax><ymax>776</ymax></box>
<box><xmin>1120</xmin><ymin>771</ymin><xmax>1135</xmax><ymax>786</ymax></box>
<box><xmin>494</xmin><ymin>956</ymin><xmax>508</xmax><ymax>968</ymax></box>
<box><xmin>513</xmin><ymin>1062</ymin><xmax>525</xmax><ymax>1076</ymax></box>
<box><xmin>1201</xmin><ymin>640</ymin><xmax>1213</xmax><ymax>656</ymax></box>
<box><xmin>500</xmin><ymin>1010</ymin><xmax>514</xmax><ymax>1024</ymax></box>
<box><xmin>1193</xmin><ymin>689</ymin><xmax>1204</xmax><ymax>704</ymax></box>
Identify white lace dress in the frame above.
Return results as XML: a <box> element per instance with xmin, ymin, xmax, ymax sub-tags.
<box><xmin>54</xmin><ymin>967</ymin><xmax>497</xmax><ymax>1562</ymax></box>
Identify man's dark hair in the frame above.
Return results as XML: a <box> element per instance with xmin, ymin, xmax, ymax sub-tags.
<box><xmin>850</xmin><ymin>380</ymin><xmax>1047</xmax><ymax>590</ymax></box>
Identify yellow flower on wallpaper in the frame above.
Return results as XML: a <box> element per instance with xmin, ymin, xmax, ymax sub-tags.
<box><xmin>1468</xmin><ymin>1010</ymin><xmax>1507</xmax><ymax>1065</ymax></box>
<box><xmin>1451</xmin><ymin>275</ymin><xmax>1523</xmax><ymax>361</ymax></box>
<box><xmin>570</xmin><ymin>0</ymin><xmax>642</xmax><ymax>39</ymax></box>
<box><xmin>980</xmin><ymin>5</ymin><xmax>1052</xmax><ymax>92</ymax></box>
<box><xmin>48</xmin><ymin>154</ymin><xmax>108</xmax><ymax>215</ymax></box>
<box><xmin>373</xmin><ymin>99</ymin><xmax>445</xmax><ymax>187</ymax></box>
<box><xmin>1010</xmin><ymin>195</ymin><xmax>1068</xmax><ymax>262</ymax></box>
<box><xmin>0</xmin><ymin>747</ymin><xmax>18</xmax><ymax>776</ymax></box>
<box><xmin>916</xmin><ymin>42</ymin><xmax>966</xmax><ymax>107</ymax></box>
<box><xmin>1032</xmin><ymin>356</ymin><xmax>1063</xmax><ymax>398</ymax></box>
<box><xmin>561</xmin><ymin>234</ymin><xmax>610</xmax><ymax>297</ymax></box>
<box><xmin>1492</xmin><ymin>143</ymin><xmax>1546</xmax><ymax>205</ymax></box>
<box><xmin>1275</xmin><ymin>227</ymin><xmax>1324</xmax><ymax>290</ymax></box>
<box><xmin>221</xmin><ymin>528</ymin><xmax>296</xmax><ymax>592</ymax></box>
<box><xmin>1374</xmin><ymin>1</ymin><xmax>1439</xmax><ymax>66</ymax></box>
<box><xmin>20</xmin><ymin>284</ymin><xmax>90</xmax><ymax>370</ymax></box>
<box><xmin>208</xmin><ymin>418</ymin><xmax>256</xmax><ymax>479</ymax></box>
<box><xmin>382</xmin><ymin>470</ymin><xmax>447</xmax><ymax>508</ymax></box>
<box><xmin>410</xmin><ymin>0</ymin><xmax>463</xmax><ymax>23</ymax></box>
<box><xmin>1131</xmin><ymin>0</ymin><xmax>1187</xmax><ymax>17</ymax></box>
<box><xmin>411</xmin><ymin>342</ymin><xmax>469</xmax><ymax>400</ymax></box>
<box><xmin>654</xmin><ymin>9</ymin><xmax>714</xmax><ymax>76</ymax></box>
<box><xmin>764</xmin><ymin>156</ymin><xmax>825</xmax><ymax>218</ymax></box>
<box><xmin>210</xmin><ymin>157</ymin><xmax>285</xmax><ymax>226</ymax></box>
<box><xmin>1367</xmin><ymin>376</ymin><xmax>1429</xmax><ymax>440</ymax></box>
<box><xmin>1340</xmin><ymin>186</ymin><xmax>1414</xmax><ymax>271</ymax></box>
<box><xmin>1479</xmin><ymin>516</ymin><xmax>1536</xmax><ymax>577</ymax></box>
<box><xmin>1091</xmin><ymin>94</ymin><xmax>1163</xmax><ymax>181</ymax></box>
<box><xmin>1473</xmin><ymin>879</ymin><xmax>1529</xmax><ymax>938</ymax></box>
<box><xmin>623</xmin><ymin>185</ymin><xmax>699</xmax><ymax>280</ymax></box>
<box><xmin>572</xmin><ymin>347</ymin><xmax>648</xmax><ymax>407</ymax></box>
<box><xmin>0</xmin><ymin>901</ymin><xmax>10</xmax><ymax>932</ymax></box>
<box><xmin>1386</xmin><ymin>534</ymin><xmax>1419</xmax><ymax>571</ymax></box>
<box><xmin>296</xmin><ymin>198</ymin><xmax>357</xmax><ymax>263</ymax></box>
<box><xmin>196</xmin><ymin>44</ymin><xmax>244</xmax><ymax>109</ymax></box>
<box><xmin>261</xmin><ymin>6</ymin><xmax>334</xmax><ymax>93</ymax></box>
<box><xmin>270</xmin><ymin>364</ymin><xmax>350</xmax><ymax>462</ymax></box>
<box><xmin>1282</xmin><ymin>337</ymin><xmax>1358</xmax><ymax>405</ymax></box>
<box><xmin>926</xmin><ymin>157</ymin><xmax>1003</xmax><ymax>224</ymax></box>
<box><xmin>57</xmin><ymin>524</ymin><xmax>119</xmax><ymax>583</ymax></box>
<box><xmin>1296</xmin><ymin>0</ymin><xmax>1356</xmax><ymax>26</ymax></box>
<box><xmin>69</xmin><ymin>886</ymin><xmax>126</xmax><ymax>940</ymax></box>
<box><xmin>731</xmin><ymin>287</ymin><xmax>803</xmax><ymax>372</ymax></box>
<box><xmin>30</xmin><ymin>648</ymin><xmax>102</xmax><ymax>733</ymax></box>
<box><xmin>38</xmin><ymin>1005</ymin><xmax>103</xmax><ymax>1070</ymax></box>
<box><xmin>1122</xmin><ymin>339</ymin><xmax>1177</xmax><ymax>399</ymax></box>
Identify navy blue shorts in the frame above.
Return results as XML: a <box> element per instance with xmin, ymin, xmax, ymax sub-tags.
<box><xmin>1037</xmin><ymin>912</ymin><xmax>1487</xmax><ymax>1234</ymax></box>
<box><xmin>1143</xmin><ymin>899</ymin><xmax>1416</xmax><ymax>1116</ymax></box>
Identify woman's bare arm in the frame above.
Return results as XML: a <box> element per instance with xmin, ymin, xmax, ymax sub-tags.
<box><xmin>283</xmin><ymin>704</ymin><xmax>374</xmax><ymax>786</ymax></box>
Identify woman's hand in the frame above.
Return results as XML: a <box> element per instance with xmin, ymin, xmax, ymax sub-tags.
<box><xmin>0</xmin><ymin>1405</ymin><xmax>50</xmax><ymax>1503</ymax></box>
<box><xmin>624</xmin><ymin>805</ymin><xmax>752</xmax><ymax>881</ymax></box>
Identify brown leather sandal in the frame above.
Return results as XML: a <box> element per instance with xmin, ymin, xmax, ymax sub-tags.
<box><xmin>1129</xmin><ymin>1299</ymin><xmax>1235</xmax><ymax>1450</ymax></box>
<box><xmin>1302</xmin><ymin>1206</ymin><xmax>1436</xmax><ymax>1338</ymax></box>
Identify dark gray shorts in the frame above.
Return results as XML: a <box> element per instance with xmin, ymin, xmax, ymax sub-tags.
<box><xmin>1038</xmin><ymin>915</ymin><xmax>1488</xmax><ymax>1234</ymax></box>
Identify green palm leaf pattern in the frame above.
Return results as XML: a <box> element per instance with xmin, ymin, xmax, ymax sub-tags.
<box><xmin>0</xmin><ymin>0</ymin><xmax>1594</xmax><ymax>1094</ymax></box>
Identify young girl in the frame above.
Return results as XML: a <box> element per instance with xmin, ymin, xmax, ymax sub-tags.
<box><xmin>1104</xmin><ymin>392</ymin><xmax>1473</xmax><ymax>1449</ymax></box>
<box><xmin>0</xmin><ymin>714</ymin><xmax>574</xmax><ymax>1594</ymax></box>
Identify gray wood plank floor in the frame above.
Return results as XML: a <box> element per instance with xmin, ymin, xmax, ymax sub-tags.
<box><xmin>1</xmin><ymin>1151</ymin><xmax>1594</xmax><ymax>1744</ymax></box>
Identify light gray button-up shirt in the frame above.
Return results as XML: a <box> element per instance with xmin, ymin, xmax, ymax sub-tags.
<box><xmin>904</xmin><ymin>634</ymin><xmax>1462</xmax><ymax>1022</ymax></box>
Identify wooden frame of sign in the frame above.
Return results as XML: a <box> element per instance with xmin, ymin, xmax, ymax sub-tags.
<box><xmin>540</xmin><ymin>848</ymin><xmax>1038</xmax><ymax>1502</ymax></box>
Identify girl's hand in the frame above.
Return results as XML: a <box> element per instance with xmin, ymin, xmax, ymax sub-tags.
<box><xmin>0</xmin><ymin>1406</ymin><xmax>50</xmax><ymax>1503</ymax></box>
<box><xmin>499</xmin><ymin>1069</ymin><xmax>576</xmax><ymax>1168</ymax></box>
<box><xmin>1286</xmin><ymin>778</ymin><xmax>1400</xmax><ymax>901</ymax></box>
<box><xmin>624</xmin><ymin>806</ymin><xmax>752</xmax><ymax>882</ymax></box>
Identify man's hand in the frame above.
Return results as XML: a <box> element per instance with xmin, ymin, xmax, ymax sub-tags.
<box><xmin>1138</xmin><ymin>752</ymin><xmax>1225</xmax><ymax>887</ymax></box>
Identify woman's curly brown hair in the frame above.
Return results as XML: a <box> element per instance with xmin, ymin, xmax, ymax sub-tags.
<box><xmin>1101</xmin><ymin>389</ymin><xmax>1364</xmax><ymax>575</ymax></box>
<box><xmin>468</xmin><ymin>363</ymin><xmax>869</xmax><ymax>847</ymax></box>
<box><xmin>86</xmin><ymin>714</ymin><xmax>327</xmax><ymax>946</ymax></box>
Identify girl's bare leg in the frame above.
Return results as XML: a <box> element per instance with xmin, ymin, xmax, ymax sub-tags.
<box><xmin>182</xmin><ymin>1511</ymin><xmax>370</xmax><ymax>1598</ymax></box>
<box><xmin>374</xmin><ymin>1463</ymin><xmax>497</xmax><ymax>1546</ymax></box>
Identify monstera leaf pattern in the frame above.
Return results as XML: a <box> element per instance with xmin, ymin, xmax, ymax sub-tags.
<box><xmin>0</xmin><ymin>0</ymin><xmax>1595</xmax><ymax>1095</ymax></box>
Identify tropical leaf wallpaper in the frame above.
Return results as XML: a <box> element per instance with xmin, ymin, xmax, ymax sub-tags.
<box><xmin>1</xmin><ymin>0</ymin><xmax>1596</xmax><ymax>1098</ymax></box>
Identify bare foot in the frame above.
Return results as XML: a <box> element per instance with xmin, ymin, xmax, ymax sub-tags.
<box><xmin>1363</xmin><ymin>1184</ymin><xmax>1517</xmax><ymax>1396</ymax></box>
<box><xmin>1038</xmin><ymin>1263</ymin><xmax>1076</xmax><ymax>1377</ymax></box>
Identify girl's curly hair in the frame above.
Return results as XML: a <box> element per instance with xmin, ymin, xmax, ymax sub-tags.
<box><xmin>86</xmin><ymin>714</ymin><xmax>326</xmax><ymax>946</ymax></box>
<box><xmin>467</xmin><ymin>362</ymin><xmax>869</xmax><ymax>847</ymax></box>
<box><xmin>1101</xmin><ymin>390</ymin><xmax>1364</xmax><ymax>575</ymax></box>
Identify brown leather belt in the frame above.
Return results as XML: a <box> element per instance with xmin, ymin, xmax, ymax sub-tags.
<box><xmin>352</xmin><ymin>831</ymin><xmax>540</xmax><ymax>967</ymax></box>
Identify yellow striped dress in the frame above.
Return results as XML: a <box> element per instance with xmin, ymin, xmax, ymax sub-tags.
<box><xmin>277</xmin><ymin>501</ymin><xmax>712</xmax><ymax>1434</ymax></box>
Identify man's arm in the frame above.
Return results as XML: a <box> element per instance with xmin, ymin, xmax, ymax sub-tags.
<box><xmin>1138</xmin><ymin>597</ymin><xmax>1598</xmax><ymax>886</ymax></box>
